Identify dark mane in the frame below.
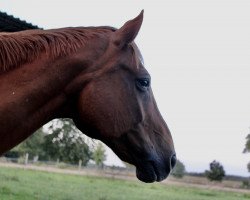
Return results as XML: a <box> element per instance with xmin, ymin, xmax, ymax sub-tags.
<box><xmin>0</xmin><ymin>27</ymin><xmax>114</xmax><ymax>73</ymax></box>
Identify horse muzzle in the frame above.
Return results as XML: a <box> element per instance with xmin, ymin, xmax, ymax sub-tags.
<box><xmin>135</xmin><ymin>153</ymin><xmax>177</xmax><ymax>183</ymax></box>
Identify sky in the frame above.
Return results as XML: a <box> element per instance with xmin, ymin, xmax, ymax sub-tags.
<box><xmin>1</xmin><ymin>0</ymin><xmax>250</xmax><ymax>176</ymax></box>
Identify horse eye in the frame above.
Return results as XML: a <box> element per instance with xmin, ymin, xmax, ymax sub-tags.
<box><xmin>136</xmin><ymin>78</ymin><xmax>150</xmax><ymax>91</ymax></box>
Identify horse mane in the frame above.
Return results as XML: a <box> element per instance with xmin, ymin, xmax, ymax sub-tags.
<box><xmin>0</xmin><ymin>27</ymin><xmax>114</xmax><ymax>73</ymax></box>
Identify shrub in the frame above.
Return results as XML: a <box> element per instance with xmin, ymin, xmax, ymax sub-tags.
<box><xmin>205</xmin><ymin>160</ymin><xmax>225</xmax><ymax>182</ymax></box>
<box><xmin>171</xmin><ymin>160</ymin><xmax>186</xmax><ymax>178</ymax></box>
<box><xmin>242</xmin><ymin>179</ymin><xmax>250</xmax><ymax>189</ymax></box>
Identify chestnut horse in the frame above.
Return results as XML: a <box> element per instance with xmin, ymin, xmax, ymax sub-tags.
<box><xmin>0</xmin><ymin>11</ymin><xmax>175</xmax><ymax>182</ymax></box>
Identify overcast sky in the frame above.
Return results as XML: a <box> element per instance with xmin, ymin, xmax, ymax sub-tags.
<box><xmin>1</xmin><ymin>0</ymin><xmax>250</xmax><ymax>176</ymax></box>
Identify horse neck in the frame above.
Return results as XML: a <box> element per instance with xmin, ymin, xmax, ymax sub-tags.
<box><xmin>0</xmin><ymin>39</ymin><xmax>108</xmax><ymax>154</ymax></box>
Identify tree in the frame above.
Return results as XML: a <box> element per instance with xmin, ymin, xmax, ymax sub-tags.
<box><xmin>171</xmin><ymin>160</ymin><xmax>186</xmax><ymax>178</ymax></box>
<box><xmin>42</xmin><ymin>119</ymin><xmax>92</xmax><ymax>165</ymax></box>
<box><xmin>205</xmin><ymin>160</ymin><xmax>225</xmax><ymax>181</ymax></box>
<box><xmin>6</xmin><ymin>128</ymin><xmax>46</xmax><ymax>159</ymax></box>
<box><xmin>243</xmin><ymin>133</ymin><xmax>250</xmax><ymax>172</ymax></box>
<box><xmin>6</xmin><ymin>119</ymin><xmax>93</xmax><ymax>165</ymax></box>
<box><xmin>92</xmin><ymin>142</ymin><xmax>106</xmax><ymax>168</ymax></box>
<box><xmin>243</xmin><ymin>133</ymin><xmax>250</xmax><ymax>153</ymax></box>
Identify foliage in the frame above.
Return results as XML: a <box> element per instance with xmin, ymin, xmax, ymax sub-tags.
<box><xmin>205</xmin><ymin>160</ymin><xmax>225</xmax><ymax>182</ymax></box>
<box><xmin>42</xmin><ymin>119</ymin><xmax>92</xmax><ymax>165</ymax></box>
<box><xmin>7</xmin><ymin>129</ymin><xmax>45</xmax><ymax>159</ymax></box>
<box><xmin>171</xmin><ymin>160</ymin><xmax>186</xmax><ymax>178</ymax></box>
<box><xmin>243</xmin><ymin>134</ymin><xmax>250</xmax><ymax>154</ymax></box>
<box><xmin>92</xmin><ymin>142</ymin><xmax>106</xmax><ymax>167</ymax></box>
<box><xmin>6</xmin><ymin>119</ymin><xmax>92</xmax><ymax>165</ymax></box>
<box><xmin>243</xmin><ymin>133</ymin><xmax>250</xmax><ymax>174</ymax></box>
<box><xmin>242</xmin><ymin>179</ymin><xmax>250</xmax><ymax>189</ymax></box>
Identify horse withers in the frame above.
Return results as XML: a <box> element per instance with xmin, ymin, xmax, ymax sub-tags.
<box><xmin>0</xmin><ymin>11</ymin><xmax>176</xmax><ymax>182</ymax></box>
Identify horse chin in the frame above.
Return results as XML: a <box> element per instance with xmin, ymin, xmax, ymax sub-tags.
<box><xmin>136</xmin><ymin>165</ymin><xmax>157</xmax><ymax>183</ymax></box>
<box><xmin>135</xmin><ymin>161</ymin><xmax>170</xmax><ymax>183</ymax></box>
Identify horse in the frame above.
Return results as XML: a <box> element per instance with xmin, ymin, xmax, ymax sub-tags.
<box><xmin>0</xmin><ymin>11</ymin><xmax>176</xmax><ymax>183</ymax></box>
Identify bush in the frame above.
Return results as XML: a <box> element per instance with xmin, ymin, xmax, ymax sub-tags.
<box><xmin>171</xmin><ymin>160</ymin><xmax>186</xmax><ymax>178</ymax></box>
<box><xmin>242</xmin><ymin>179</ymin><xmax>250</xmax><ymax>189</ymax></box>
<box><xmin>205</xmin><ymin>160</ymin><xmax>225</xmax><ymax>182</ymax></box>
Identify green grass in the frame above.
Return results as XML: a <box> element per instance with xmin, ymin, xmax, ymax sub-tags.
<box><xmin>0</xmin><ymin>166</ymin><xmax>249</xmax><ymax>200</ymax></box>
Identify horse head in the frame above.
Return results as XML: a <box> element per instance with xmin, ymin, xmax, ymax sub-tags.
<box><xmin>72</xmin><ymin>11</ymin><xmax>176</xmax><ymax>183</ymax></box>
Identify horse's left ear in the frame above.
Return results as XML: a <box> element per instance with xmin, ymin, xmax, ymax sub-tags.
<box><xmin>113</xmin><ymin>10</ymin><xmax>144</xmax><ymax>48</ymax></box>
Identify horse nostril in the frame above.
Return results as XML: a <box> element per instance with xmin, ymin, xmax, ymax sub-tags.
<box><xmin>170</xmin><ymin>154</ymin><xmax>177</xmax><ymax>170</ymax></box>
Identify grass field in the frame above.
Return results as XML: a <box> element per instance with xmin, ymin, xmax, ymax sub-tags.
<box><xmin>0</xmin><ymin>166</ymin><xmax>249</xmax><ymax>200</ymax></box>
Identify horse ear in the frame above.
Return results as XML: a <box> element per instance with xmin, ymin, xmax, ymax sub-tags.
<box><xmin>113</xmin><ymin>10</ymin><xmax>144</xmax><ymax>48</ymax></box>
